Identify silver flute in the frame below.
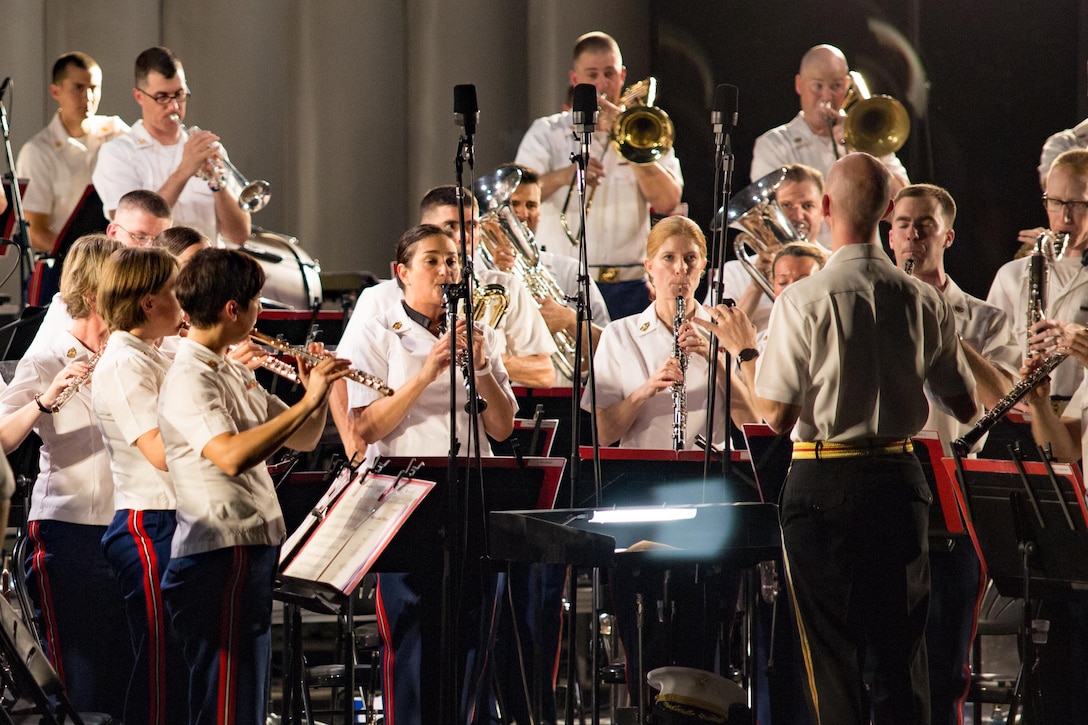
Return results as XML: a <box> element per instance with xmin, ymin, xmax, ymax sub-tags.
<box><xmin>671</xmin><ymin>296</ymin><xmax>688</xmax><ymax>451</ymax></box>
<box><xmin>50</xmin><ymin>345</ymin><xmax>105</xmax><ymax>412</ymax></box>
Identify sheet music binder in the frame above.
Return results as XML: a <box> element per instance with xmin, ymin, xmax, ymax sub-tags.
<box><xmin>278</xmin><ymin>466</ymin><xmax>435</xmax><ymax>605</ymax></box>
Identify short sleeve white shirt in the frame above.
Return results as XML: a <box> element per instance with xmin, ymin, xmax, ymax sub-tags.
<box><xmin>539</xmin><ymin>250</ymin><xmax>611</xmax><ymax>325</ymax></box>
<box><xmin>0</xmin><ymin>332</ymin><xmax>115</xmax><ymax>524</ymax></box>
<box><xmin>93</xmin><ymin>120</ymin><xmax>218</xmax><ymax>240</ymax></box>
<box><xmin>18</xmin><ymin>112</ymin><xmax>129</xmax><ymax>239</ymax></box>
<box><xmin>584</xmin><ymin>303</ymin><xmax>727</xmax><ymax>449</ymax></box>
<box><xmin>341</xmin><ymin>302</ymin><xmax>517</xmax><ymax>460</ymax></box>
<box><xmin>92</xmin><ymin>331</ymin><xmax>176</xmax><ymax>510</ymax></box>
<box><xmin>158</xmin><ymin>338</ymin><xmax>288</xmax><ymax>557</ymax></box>
<box><xmin>516</xmin><ymin>111</ymin><xmax>683</xmax><ymax>267</ymax></box>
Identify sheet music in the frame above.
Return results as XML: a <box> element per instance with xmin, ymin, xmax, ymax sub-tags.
<box><xmin>280</xmin><ymin>471</ymin><xmax>434</xmax><ymax>597</ymax></box>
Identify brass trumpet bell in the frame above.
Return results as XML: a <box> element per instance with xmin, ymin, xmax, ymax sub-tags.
<box><xmin>840</xmin><ymin>71</ymin><xmax>911</xmax><ymax>156</ymax></box>
<box><xmin>611</xmin><ymin>77</ymin><xmax>675</xmax><ymax>165</ymax></box>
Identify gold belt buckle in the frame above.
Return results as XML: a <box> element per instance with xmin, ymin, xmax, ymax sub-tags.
<box><xmin>598</xmin><ymin>267</ymin><xmax>619</xmax><ymax>283</ymax></box>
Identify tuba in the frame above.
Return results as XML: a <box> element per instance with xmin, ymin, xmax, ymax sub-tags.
<box><xmin>715</xmin><ymin>168</ymin><xmax>805</xmax><ymax>302</ymax></box>
<box><xmin>474</xmin><ymin>167</ymin><xmax>582</xmax><ymax>380</ymax></box>
<box><xmin>837</xmin><ymin>71</ymin><xmax>911</xmax><ymax>157</ymax></box>
<box><xmin>560</xmin><ymin>77</ymin><xmax>675</xmax><ymax>245</ymax></box>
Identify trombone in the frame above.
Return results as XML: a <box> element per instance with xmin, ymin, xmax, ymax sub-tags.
<box><xmin>833</xmin><ymin>71</ymin><xmax>911</xmax><ymax>158</ymax></box>
<box><xmin>560</xmin><ymin>77</ymin><xmax>675</xmax><ymax>245</ymax></box>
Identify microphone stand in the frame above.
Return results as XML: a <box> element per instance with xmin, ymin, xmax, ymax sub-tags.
<box><xmin>702</xmin><ymin>101</ymin><xmax>737</xmax><ymax>482</ymax></box>
<box><xmin>439</xmin><ymin>130</ymin><xmax>484</xmax><ymax>725</ymax></box>
<box><xmin>565</xmin><ymin>90</ymin><xmax>605</xmax><ymax>725</ymax></box>
<box><xmin>0</xmin><ymin>85</ymin><xmax>32</xmax><ymax>307</ymax></box>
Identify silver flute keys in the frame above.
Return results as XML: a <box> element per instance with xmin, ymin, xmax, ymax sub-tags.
<box><xmin>50</xmin><ymin>345</ymin><xmax>105</xmax><ymax>412</ymax></box>
<box><xmin>671</xmin><ymin>295</ymin><xmax>688</xmax><ymax>451</ymax></box>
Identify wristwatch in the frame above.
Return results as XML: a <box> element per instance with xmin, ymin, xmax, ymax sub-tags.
<box><xmin>737</xmin><ymin>348</ymin><xmax>760</xmax><ymax>363</ymax></box>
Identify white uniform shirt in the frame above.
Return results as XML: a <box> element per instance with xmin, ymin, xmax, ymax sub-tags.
<box><xmin>24</xmin><ymin>293</ymin><xmax>73</xmax><ymax>358</ymax></box>
<box><xmin>539</xmin><ymin>250</ymin><xmax>611</xmax><ymax>325</ymax></box>
<box><xmin>516</xmin><ymin>111</ymin><xmax>683</xmax><ymax>269</ymax></box>
<box><xmin>92</xmin><ymin>331</ymin><xmax>176</xmax><ymax>510</ymax></box>
<box><xmin>704</xmin><ymin>259</ymin><xmax>775</xmax><ymax>335</ymax></box>
<box><xmin>986</xmin><ymin>252</ymin><xmax>1088</xmax><ymax>398</ymax></box>
<box><xmin>1039</xmin><ymin>118</ymin><xmax>1088</xmax><ymax>185</ymax></box>
<box><xmin>585</xmin><ymin>303</ymin><xmax>726</xmax><ymax>450</ymax></box>
<box><xmin>158</xmin><ymin>338</ymin><xmax>288</xmax><ymax>557</ymax></box>
<box><xmin>756</xmin><ymin>243</ymin><xmax>974</xmax><ymax>443</ymax></box>
<box><xmin>341</xmin><ymin>302</ymin><xmax>517</xmax><ymax>460</ymax></box>
<box><xmin>343</xmin><ymin>274</ymin><xmax>556</xmax><ymax>361</ymax></box>
<box><xmin>17</xmin><ymin>112</ymin><xmax>129</xmax><ymax>240</ymax></box>
<box><xmin>0</xmin><ymin>332</ymin><xmax>115</xmax><ymax>525</ymax></box>
<box><xmin>93</xmin><ymin>119</ymin><xmax>219</xmax><ymax>240</ymax></box>
<box><xmin>922</xmin><ymin>278</ymin><xmax>1021</xmax><ymax>455</ymax></box>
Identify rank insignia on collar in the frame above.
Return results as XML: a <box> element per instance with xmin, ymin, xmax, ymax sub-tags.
<box><xmin>640</xmin><ymin>322</ymin><xmax>650</xmax><ymax>332</ymax></box>
<box><xmin>66</xmin><ymin>348</ymin><xmax>77</xmax><ymax>359</ymax></box>
<box><xmin>203</xmin><ymin>359</ymin><xmax>219</xmax><ymax>371</ymax></box>
<box><xmin>392</xmin><ymin>322</ymin><xmax>403</xmax><ymax>330</ymax></box>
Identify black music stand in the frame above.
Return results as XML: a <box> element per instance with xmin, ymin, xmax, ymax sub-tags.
<box><xmin>947</xmin><ymin>454</ymin><xmax>1088</xmax><ymax>721</ymax></box>
<box><xmin>0</xmin><ymin>178</ymin><xmax>28</xmax><ymax>253</ymax></box>
<box><xmin>0</xmin><ymin>305</ymin><xmax>46</xmax><ymax>361</ymax></box>
<box><xmin>26</xmin><ymin>185</ymin><xmax>107</xmax><ymax>306</ymax></box>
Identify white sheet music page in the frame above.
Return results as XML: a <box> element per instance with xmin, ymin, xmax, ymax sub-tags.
<box><xmin>280</xmin><ymin>471</ymin><xmax>435</xmax><ymax>596</ymax></box>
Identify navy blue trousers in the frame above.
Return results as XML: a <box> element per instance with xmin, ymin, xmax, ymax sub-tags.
<box><xmin>24</xmin><ymin>519</ymin><xmax>132</xmax><ymax>718</ymax></box>
<box><xmin>162</xmin><ymin>545</ymin><xmax>277</xmax><ymax>725</ymax></box>
<box><xmin>925</xmin><ymin>538</ymin><xmax>983</xmax><ymax>725</ymax></box>
<box><xmin>598</xmin><ymin>279</ymin><xmax>651</xmax><ymax>321</ymax></box>
<box><xmin>102</xmin><ymin>509</ymin><xmax>188</xmax><ymax>725</ymax></box>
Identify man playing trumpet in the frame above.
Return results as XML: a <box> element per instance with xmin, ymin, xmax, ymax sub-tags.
<box><xmin>93</xmin><ymin>45</ymin><xmax>251</xmax><ymax>244</ymax></box>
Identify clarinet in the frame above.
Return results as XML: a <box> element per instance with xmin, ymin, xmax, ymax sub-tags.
<box><xmin>952</xmin><ymin>352</ymin><xmax>1069</xmax><ymax>455</ymax></box>
<box><xmin>671</xmin><ymin>296</ymin><xmax>688</xmax><ymax>451</ymax></box>
<box><xmin>439</xmin><ymin>289</ymin><xmax>487</xmax><ymax>414</ymax></box>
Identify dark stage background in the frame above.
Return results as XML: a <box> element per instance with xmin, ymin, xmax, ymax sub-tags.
<box><xmin>648</xmin><ymin>0</ymin><xmax>1088</xmax><ymax>300</ymax></box>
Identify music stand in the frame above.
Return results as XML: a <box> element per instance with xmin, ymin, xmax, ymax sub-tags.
<box><xmin>27</xmin><ymin>186</ymin><xmax>107</xmax><ymax>306</ymax></box>
<box><xmin>0</xmin><ymin>305</ymin><xmax>45</xmax><ymax>361</ymax></box>
<box><xmin>0</xmin><ymin>178</ymin><xmax>28</xmax><ymax>255</ymax></box>
<box><xmin>946</xmin><ymin>454</ymin><xmax>1088</xmax><ymax>721</ymax></box>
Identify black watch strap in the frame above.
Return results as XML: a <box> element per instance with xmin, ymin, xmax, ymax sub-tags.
<box><xmin>737</xmin><ymin>347</ymin><xmax>760</xmax><ymax>363</ymax></box>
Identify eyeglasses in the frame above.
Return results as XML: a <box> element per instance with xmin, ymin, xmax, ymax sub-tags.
<box><xmin>1042</xmin><ymin>195</ymin><xmax>1088</xmax><ymax>216</ymax></box>
<box><xmin>114</xmin><ymin>223</ymin><xmax>155</xmax><ymax>247</ymax></box>
<box><xmin>135</xmin><ymin>87</ymin><xmax>192</xmax><ymax>106</ymax></box>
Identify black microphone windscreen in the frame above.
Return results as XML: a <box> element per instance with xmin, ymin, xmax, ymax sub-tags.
<box><xmin>572</xmin><ymin>84</ymin><xmax>598</xmax><ymax>116</ymax></box>
<box><xmin>713</xmin><ymin>83</ymin><xmax>739</xmax><ymax>126</ymax></box>
<box><xmin>454</xmin><ymin>84</ymin><xmax>478</xmax><ymax>134</ymax></box>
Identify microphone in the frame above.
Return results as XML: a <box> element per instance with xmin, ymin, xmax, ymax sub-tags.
<box><xmin>453</xmin><ymin>84</ymin><xmax>479</xmax><ymax>137</ymax></box>
<box><xmin>711</xmin><ymin>83</ymin><xmax>738</xmax><ymax>149</ymax></box>
<box><xmin>571</xmin><ymin>83</ymin><xmax>599</xmax><ymax>136</ymax></box>
<box><xmin>0</xmin><ymin>77</ymin><xmax>10</xmax><ymax>103</ymax></box>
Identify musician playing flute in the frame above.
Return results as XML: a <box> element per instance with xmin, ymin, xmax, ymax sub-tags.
<box><xmin>92</xmin><ymin>247</ymin><xmax>188</xmax><ymax>725</ymax></box>
<box><xmin>155</xmin><ymin>248</ymin><xmax>347</xmax><ymax>725</ymax></box>
<box><xmin>0</xmin><ymin>234</ymin><xmax>130</xmax><ymax>718</ymax></box>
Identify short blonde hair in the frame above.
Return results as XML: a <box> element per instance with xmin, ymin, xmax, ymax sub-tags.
<box><xmin>98</xmin><ymin>247</ymin><xmax>178</xmax><ymax>332</ymax></box>
<box><xmin>646</xmin><ymin>216</ymin><xmax>707</xmax><ymax>261</ymax></box>
<box><xmin>60</xmin><ymin>234</ymin><xmax>123</xmax><ymax>320</ymax></box>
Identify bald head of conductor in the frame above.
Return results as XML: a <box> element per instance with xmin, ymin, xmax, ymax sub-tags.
<box><xmin>822</xmin><ymin>152</ymin><xmax>894</xmax><ymax>249</ymax></box>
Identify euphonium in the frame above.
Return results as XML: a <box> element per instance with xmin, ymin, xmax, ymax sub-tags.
<box><xmin>671</xmin><ymin>296</ymin><xmax>688</xmax><ymax>451</ymax></box>
<box><xmin>1026</xmin><ymin>229</ymin><xmax>1069</xmax><ymax>348</ymax></box>
<box><xmin>560</xmin><ymin>77</ymin><xmax>675</xmax><ymax>245</ymax></box>
<box><xmin>169</xmin><ymin>114</ymin><xmax>271</xmax><ymax>212</ymax></box>
<box><xmin>49</xmin><ymin>345</ymin><xmax>105</xmax><ymax>412</ymax></box>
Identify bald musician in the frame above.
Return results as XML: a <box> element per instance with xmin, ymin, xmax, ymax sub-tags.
<box><xmin>700</xmin><ymin>153</ymin><xmax>976</xmax><ymax>724</ymax></box>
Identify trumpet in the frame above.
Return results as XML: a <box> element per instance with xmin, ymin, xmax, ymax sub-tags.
<box><xmin>248</xmin><ymin>330</ymin><xmax>393</xmax><ymax>396</ymax></box>
<box><xmin>560</xmin><ymin>77</ymin><xmax>675</xmax><ymax>245</ymax></box>
<box><xmin>49</xmin><ymin>345</ymin><xmax>105</xmax><ymax>412</ymax></box>
<box><xmin>170</xmin><ymin>114</ymin><xmax>271</xmax><ymax>212</ymax></box>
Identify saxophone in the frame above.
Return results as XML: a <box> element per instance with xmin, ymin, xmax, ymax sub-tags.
<box><xmin>671</xmin><ymin>296</ymin><xmax>688</xmax><ymax>451</ymax></box>
<box><xmin>49</xmin><ymin>345</ymin><xmax>105</xmax><ymax>412</ymax></box>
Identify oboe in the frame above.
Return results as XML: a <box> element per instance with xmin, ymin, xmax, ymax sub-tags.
<box><xmin>952</xmin><ymin>352</ymin><xmax>1069</xmax><ymax>455</ymax></box>
<box><xmin>671</xmin><ymin>296</ymin><xmax>689</xmax><ymax>451</ymax></box>
<box><xmin>438</xmin><ymin>289</ymin><xmax>488</xmax><ymax>414</ymax></box>
<box><xmin>49</xmin><ymin>345</ymin><xmax>105</xmax><ymax>412</ymax></box>
<box><xmin>248</xmin><ymin>330</ymin><xmax>394</xmax><ymax>396</ymax></box>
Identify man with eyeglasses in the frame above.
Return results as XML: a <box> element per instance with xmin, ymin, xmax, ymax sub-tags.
<box><xmin>750</xmin><ymin>45</ymin><xmax>909</xmax><ymax>194</ymax></box>
<box><xmin>987</xmin><ymin>148</ymin><xmax>1088</xmax><ymax>399</ymax></box>
<box><xmin>17</xmin><ymin>52</ymin><xmax>128</xmax><ymax>255</ymax></box>
<box><xmin>24</xmin><ymin>190</ymin><xmax>173</xmax><ymax>358</ymax></box>
<box><xmin>93</xmin><ymin>46</ymin><xmax>250</xmax><ymax>245</ymax></box>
